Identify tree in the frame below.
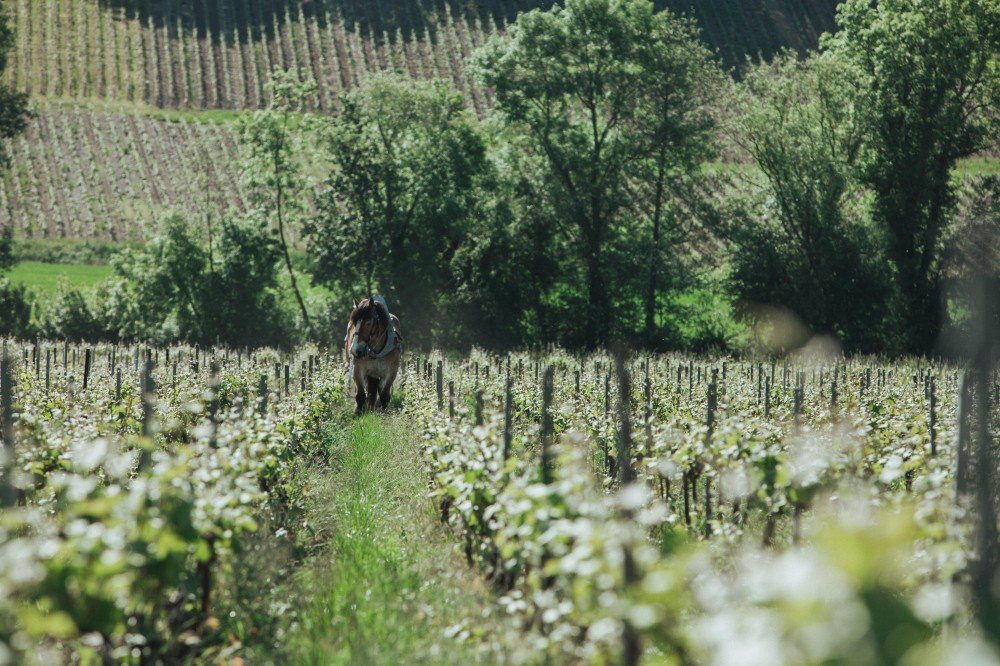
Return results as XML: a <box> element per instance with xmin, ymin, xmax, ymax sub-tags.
<box><xmin>106</xmin><ymin>214</ymin><xmax>292</xmax><ymax>347</ymax></box>
<box><xmin>0</xmin><ymin>0</ymin><xmax>28</xmax><ymax>169</ymax></box>
<box><xmin>308</xmin><ymin>74</ymin><xmax>488</xmax><ymax>342</ymax></box>
<box><xmin>474</xmin><ymin>0</ymin><xmax>723</xmax><ymax>347</ymax></box>
<box><xmin>727</xmin><ymin>52</ymin><xmax>898</xmax><ymax>352</ymax></box>
<box><xmin>628</xmin><ymin>17</ymin><xmax>721</xmax><ymax>345</ymax></box>
<box><xmin>238</xmin><ymin>72</ymin><xmax>318</xmax><ymax>332</ymax></box>
<box><xmin>0</xmin><ymin>226</ymin><xmax>12</xmax><ymax>274</ymax></box>
<box><xmin>826</xmin><ymin>0</ymin><xmax>1000</xmax><ymax>353</ymax></box>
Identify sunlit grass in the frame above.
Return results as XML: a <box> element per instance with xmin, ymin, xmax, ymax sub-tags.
<box><xmin>5</xmin><ymin>261</ymin><xmax>114</xmax><ymax>295</ymax></box>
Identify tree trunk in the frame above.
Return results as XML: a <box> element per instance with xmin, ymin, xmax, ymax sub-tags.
<box><xmin>273</xmin><ymin>126</ymin><xmax>311</xmax><ymax>331</ymax></box>
<box><xmin>585</xmin><ymin>246</ymin><xmax>609</xmax><ymax>348</ymax></box>
<box><xmin>645</xmin><ymin>149</ymin><xmax>667</xmax><ymax>343</ymax></box>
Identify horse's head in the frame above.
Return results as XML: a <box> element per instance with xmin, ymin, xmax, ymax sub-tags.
<box><xmin>348</xmin><ymin>295</ymin><xmax>390</xmax><ymax>359</ymax></box>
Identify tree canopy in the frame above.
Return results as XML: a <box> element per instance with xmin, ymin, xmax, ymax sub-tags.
<box><xmin>475</xmin><ymin>0</ymin><xmax>724</xmax><ymax>348</ymax></box>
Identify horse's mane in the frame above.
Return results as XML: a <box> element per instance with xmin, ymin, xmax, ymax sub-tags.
<box><xmin>352</xmin><ymin>297</ymin><xmax>389</xmax><ymax>329</ymax></box>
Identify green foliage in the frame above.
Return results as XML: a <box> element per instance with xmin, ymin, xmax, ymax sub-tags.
<box><xmin>475</xmin><ymin>0</ymin><xmax>724</xmax><ymax>347</ymax></box>
<box><xmin>309</xmin><ymin>74</ymin><xmax>489</xmax><ymax>345</ymax></box>
<box><xmin>108</xmin><ymin>213</ymin><xmax>295</xmax><ymax>347</ymax></box>
<box><xmin>727</xmin><ymin>52</ymin><xmax>899</xmax><ymax>352</ymax></box>
<box><xmin>0</xmin><ymin>225</ymin><xmax>11</xmax><ymax>273</ymax></box>
<box><xmin>35</xmin><ymin>282</ymin><xmax>110</xmax><ymax>341</ymax></box>
<box><xmin>0</xmin><ymin>277</ymin><xmax>30</xmax><ymax>336</ymax></box>
<box><xmin>0</xmin><ymin>0</ymin><xmax>28</xmax><ymax>168</ymax></box>
<box><xmin>409</xmin><ymin>348</ymin><xmax>993</xmax><ymax>662</ymax></box>
<box><xmin>238</xmin><ymin>72</ymin><xmax>319</xmax><ymax>331</ymax></box>
<box><xmin>0</xmin><ymin>339</ymin><xmax>342</xmax><ymax>662</ymax></box>
<box><xmin>825</xmin><ymin>0</ymin><xmax>1000</xmax><ymax>352</ymax></box>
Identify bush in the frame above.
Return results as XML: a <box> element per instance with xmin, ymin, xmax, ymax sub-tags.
<box><xmin>35</xmin><ymin>283</ymin><xmax>110</xmax><ymax>341</ymax></box>
<box><xmin>0</xmin><ymin>277</ymin><xmax>31</xmax><ymax>337</ymax></box>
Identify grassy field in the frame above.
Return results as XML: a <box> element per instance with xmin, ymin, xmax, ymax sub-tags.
<box><xmin>6</xmin><ymin>261</ymin><xmax>114</xmax><ymax>294</ymax></box>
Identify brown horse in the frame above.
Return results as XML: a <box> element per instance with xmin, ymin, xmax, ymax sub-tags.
<box><xmin>344</xmin><ymin>295</ymin><xmax>402</xmax><ymax>414</ymax></box>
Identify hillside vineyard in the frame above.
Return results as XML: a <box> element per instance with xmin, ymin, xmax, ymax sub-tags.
<box><xmin>6</xmin><ymin>0</ymin><xmax>837</xmax><ymax>111</ymax></box>
<box><xmin>0</xmin><ymin>0</ymin><xmax>838</xmax><ymax>242</ymax></box>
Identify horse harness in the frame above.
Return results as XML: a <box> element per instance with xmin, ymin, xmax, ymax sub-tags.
<box><xmin>352</xmin><ymin>295</ymin><xmax>399</xmax><ymax>360</ymax></box>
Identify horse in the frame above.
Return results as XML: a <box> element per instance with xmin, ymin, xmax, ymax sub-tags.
<box><xmin>343</xmin><ymin>295</ymin><xmax>402</xmax><ymax>414</ymax></box>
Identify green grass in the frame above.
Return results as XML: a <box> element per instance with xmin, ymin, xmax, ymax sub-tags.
<box><xmin>954</xmin><ymin>155</ymin><xmax>1000</xmax><ymax>180</ymax></box>
<box><xmin>284</xmin><ymin>414</ymin><xmax>497</xmax><ymax>664</ymax></box>
<box><xmin>6</xmin><ymin>262</ymin><xmax>115</xmax><ymax>295</ymax></box>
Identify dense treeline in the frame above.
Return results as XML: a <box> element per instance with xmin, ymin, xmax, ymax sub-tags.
<box><xmin>2</xmin><ymin>0</ymin><xmax>998</xmax><ymax>355</ymax></box>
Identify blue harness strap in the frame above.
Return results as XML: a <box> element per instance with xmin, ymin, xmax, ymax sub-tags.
<box><xmin>369</xmin><ymin>295</ymin><xmax>398</xmax><ymax>359</ymax></box>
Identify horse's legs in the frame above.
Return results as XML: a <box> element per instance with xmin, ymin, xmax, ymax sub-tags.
<box><xmin>354</xmin><ymin>381</ymin><xmax>366</xmax><ymax>415</ymax></box>
<box><xmin>353</xmin><ymin>367</ymin><xmax>366</xmax><ymax>415</ymax></box>
<box><xmin>365</xmin><ymin>376</ymin><xmax>379</xmax><ymax>411</ymax></box>
<box><xmin>379</xmin><ymin>367</ymin><xmax>399</xmax><ymax>410</ymax></box>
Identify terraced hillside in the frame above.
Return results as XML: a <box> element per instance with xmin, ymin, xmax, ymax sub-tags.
<box><xmin>6</xmin><ymin>0</ymin><xmax>839</xmax><ymax>112</ymax></box>
<box><xmin>1</xmin><ymin>0</ymin><xmax>840</xmax><ymax>242</ymax></box>
<box><xmin>3</xmin><ymin>102</ymin><xmax>248</xmax><ymax>242</ymax></box>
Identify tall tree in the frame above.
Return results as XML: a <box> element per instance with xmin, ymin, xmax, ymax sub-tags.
<box><xmin>308</xmin><ymin>74</ymin><xmax>487</xmax><ymax>342</ymax></box>
<box><xmin>629</xmin><ymin>18</ymin><xmax>721</xmax><ymax>344</ymax></box>
<box><xmin>238</xmin><ymin>73</ymin><xmax>317</xmax><ymax>331</ymax></box>
<box><xmin>475</xmin><ymin>0</ymin><xmax>722</xmax><ymax>347</ymax></box>
<box><xmin>827</xmin><ymin>0</ymin><xmax>1000</xmax><ymax>353</ymax></box>
<box><xmin>727</xmin><ymin>52</ymin><xmax>898</xmax><ymax>352</ymax></box>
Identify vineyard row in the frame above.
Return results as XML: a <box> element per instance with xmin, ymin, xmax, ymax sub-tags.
<box><xmin>5</xmin><ymin>0</ymin><xmax>838</xmax><ymax>112</ymax></box>
<box><xmin>0</xmin><ymin>102</ymin><xmax>249</xmax><ymax>243</ymax></box>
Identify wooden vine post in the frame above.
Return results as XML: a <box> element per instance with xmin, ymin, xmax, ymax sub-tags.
<box><xmin>502</xmin><ymin>369</ymin><xmax>513</xmax><ymax>462</ymax></box>
<box><xmin>140</xmin><ymin>359</ymin><xmax>155</xmax><ymax>438</ymax></box>
<box><xmin>436</xmin><ymin>360</ymin><xmax>444</xmax><ymax>411</ymax></box>
<box><xmin>540</xmin><ymin>366</ymin><xmax>554</xmax><ymax>484</ymax></box>
<box><xmin>258</xmin><ymin>374</ymin><xmax>268</xmax><ymax>415</ymax></box>
<box><xmin>705</xmin><ymin>370</ymin><xmax>718</xmax><ymax>538</ymax></box>
<box><xmin>474</xmin><ymin>389</ymin><xmax>484</xmax><ymax>427</ymax></box>
<box><xmin>928</xmin><ymin>376</ymin><xmax>937</xmax><ymax>457</ymax></box>
<box><xmin>82</xmin><ymin>348</ymin><xmax>92</xmax><ymax>390</ymax></box>
<box><xmin>1</xmin><ymin>348</ymin><xmax>16</xmax><ymax>507</ymax></box>
<box><xmin>955</xmin><ymin>372</ymin><xmax>971</xmax><ymax>498</ymax></box>
<box><xmin>614</xmin><ymin>349</ymin><xmax>635</xmax><ymax>486</ymax></box>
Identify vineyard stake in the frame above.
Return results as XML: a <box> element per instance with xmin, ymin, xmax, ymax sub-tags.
<box><xmin>765</xmin><ymin>376</ymin><xmax>771</xmax><ymax>418</ymax></box>
<box><xmin>0</xmin><ymin>348</ymin><xmax>15</xmax><ymax>507</ymax></box>
<box><xmin>705</xmin><ymin>370</ymin><xmax>718</xmax><ymax>538</ymax></box>
<box><xmin>540</xmin><ymin>366</ymin><xmax>554</xmax><ymax>484</ymax></box>
<box><xmin>207</xmin><ymin>362</ymin><xmax>220</xmax><ymax>449</ymax></box>
<box><xmin>929</xmin><ymin>377</ymin><xmax>937</xmax><ymax>457</ymax></box>
<box><xmin>436</xmin><ymin>360</ymin><xmax>444</xmax><ymax>411</ymax></box>
<box><xmin>258</xmin><ymin>375</ymin><xmax>268</xmax><ymax>416</ymax></box>
<box><xmin>615</xmin><ymin>351</ymin><xmax>635</xmax><ymax>486</ymax></box>
<box><xmin>140</xmin><ymin>360</ymin><xmax>154</xmax><ymax>438</ymax></box>
<box><xmin>83</xmin><ymin>348</ymin><xmax>92</xmax><ymax>390</ymax></box>
<box><xmin>955</xmin><ymin>372</ymin><xmax>971</xmax><ymax>498</ymax></box>
<box><xmin>502</xmin><ymin>369</ymin><xmax>512</xmax><ymax>462</ymax></box>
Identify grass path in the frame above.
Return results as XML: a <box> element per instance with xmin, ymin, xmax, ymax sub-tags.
<box><xmin>283</xmin><ymin>413</ymin><xmax>497</xmax><ymax>664</ymax></box>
